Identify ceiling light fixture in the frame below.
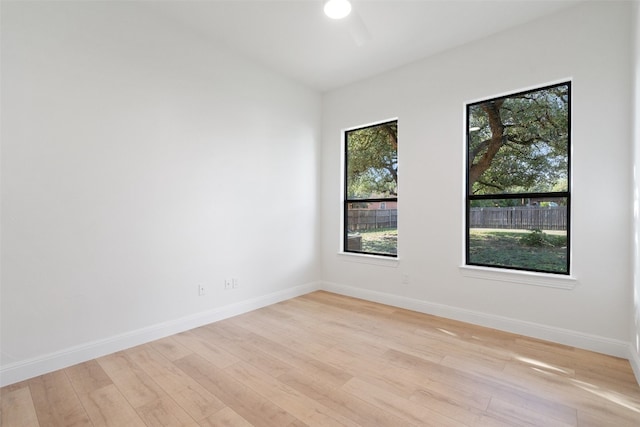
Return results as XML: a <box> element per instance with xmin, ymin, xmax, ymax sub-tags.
<box><xmin>324</xmin><ymin>0</ymin><xmax>352</xmax><ymax>20</ymax></box>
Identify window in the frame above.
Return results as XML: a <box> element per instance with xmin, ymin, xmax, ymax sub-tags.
<box><xmin>466</xmin><ymin>82</ymin><xmax>570</xmax><ymax>274</ymax></box>
<box><xmin>344</xmin><ymin>120</ymin><xmax>398</xmax><ymax>256</ymax></box>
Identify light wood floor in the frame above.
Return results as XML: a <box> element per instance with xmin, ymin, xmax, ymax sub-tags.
<box><xmin>2</xmin><ymin>291</ymin><xmax>640</xmax><ymax>426</ymax></box>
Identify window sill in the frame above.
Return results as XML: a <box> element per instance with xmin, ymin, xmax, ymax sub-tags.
<box><xmin>338</xmin><ymin>252</ymin><xmax>399</xmax><ymax>267</ymax></box>
<box><xmin>459</xmin><ymin>265</ymin><xmax>577</xmax><ymax>290</ymax></box>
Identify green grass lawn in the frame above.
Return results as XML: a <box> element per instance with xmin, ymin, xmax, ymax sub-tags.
<box><xmin>359</xmin><ymin>228</ymin><xmax>397</xmax><ymax>255</ymax></box>
<box><xmin>354</xmin><ymin>228</ymin><xmax>566</xmax><ymax>273</ymax></box>
<box><xmin>469</xmin><ymin>229</ymin><xmax>567</xmax><ymax>273</ymax></box>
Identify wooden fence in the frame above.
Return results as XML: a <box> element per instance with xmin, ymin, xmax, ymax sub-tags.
<box><xmin>348</xmin><ymin>209</ymin><xmax>398</xmax><ymax>231</ymax></box>
<box><xmin>348</xmin><ymin>207</ymin><xmax>565</xmax><ymax>231</ymax></box>
<box><xmin>469</xmin><ymin>206</ymin><xmax>567</xmax><ymax>230</ymax></box>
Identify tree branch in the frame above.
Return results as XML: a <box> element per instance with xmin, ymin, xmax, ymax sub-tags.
<box><xmin>468</xmin><ymin>100</ymin><xmax>505</xmax><ymax>186</ymax></box>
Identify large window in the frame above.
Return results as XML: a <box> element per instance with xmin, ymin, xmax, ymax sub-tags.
<box><xmin>344</xmin><ymin>120</ymin><xmax>398</xmax><ymax>257</ymax></box>
<box><xmin>466</xmin><ymin>82</ymin><xmax>570</xmax><ymax>274</ymax></box>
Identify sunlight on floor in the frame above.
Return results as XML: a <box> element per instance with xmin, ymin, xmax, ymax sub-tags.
<box><xmin>437</xmin><ymin>328</ymin><xmax>458</xmax><ymax>337</ymax></box>
<box><xmin>515</xmin><ymin>356</ymin><xmax>572</xmax><ymax>375</ymax></box>
<box><xmin>572</xmin><ymin>378</ymin><xmax>640</xmax><ymax>414</ymax></box>
<box><xmin>519</xmin><ymin>356</ymin><xmax>640</xmax><ymax>414</ymax></box>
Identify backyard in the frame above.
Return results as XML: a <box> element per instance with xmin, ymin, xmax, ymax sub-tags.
<box><xmin>358</xmin><ymin>228</ymin><xmax>398</xmax><ymax>256</ymax></box>
<box><xmin>469</xmin><ymin>229</ymin><xmax>567</xmax><ymax>273</ymax></box>
<box><xmin>356</xmin><ymin>228</ymin><xmax>567</xmax><ymax>273</ymax></box>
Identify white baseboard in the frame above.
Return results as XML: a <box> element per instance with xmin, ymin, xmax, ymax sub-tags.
<box><xmin>320</xmin><ymin>281</ymin><xmax>631</xmax><ymax>359</ymax></box>
<box><xmin>0</xmin><ymin>282</ymin><xmax>320</xmax><ymax>387</ymax></box>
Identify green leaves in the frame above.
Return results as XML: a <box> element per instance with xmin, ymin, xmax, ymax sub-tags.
<box><xmin>468</xmin><ymin>83</ymin><xmax>569</xmax><ymax>196</ymax></box>
<box><xmin>346</xmin><ymin>121</ymin><xmax>398</xmax><ymax>199</ymax></box>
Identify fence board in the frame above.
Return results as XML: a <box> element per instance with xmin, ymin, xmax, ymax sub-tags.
<box><xmin>469</xmin><ymin>206</ymin><xmax>567</xmax><ymax>230</ymax></box>
<box><xmin>348</xmin><ymin>209</ymin><xmax>398</xmax><ymax>231</ymax></box>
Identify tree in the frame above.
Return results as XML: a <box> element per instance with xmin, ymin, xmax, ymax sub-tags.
<box><xmin>346</xmin><ymin>122</ymin><xmax>398</xmax><ymax>199</ymax></box>
<box><xmin>468</xmin><ymin>84</ymin><xmax>569</xmax><ymax>195</ymax></box>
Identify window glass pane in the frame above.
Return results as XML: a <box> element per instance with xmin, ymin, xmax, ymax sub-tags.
<box><xmin>468</xmin><ymin>84</ymin><xmax>569</xmax><ymax>196</ymax></box>
<box><xmin>346</xmin><ymin>203</ymin><xmax>397</xmax><ymax>256</ymax></box>
<box><xmin>468</xmin><ymin>197</ymin><xmax>568</xmax><ymax>273</ymax></box>
<box><xmin>346</xmin><ymin>122</ymin><xmax>398</xmax><ymax>200</ymax></box>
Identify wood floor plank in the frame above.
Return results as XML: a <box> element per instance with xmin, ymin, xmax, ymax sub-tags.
<box><xmin>126</xmin><ymin>344</ymin><xmax>225</xmax><ymax>421</ymax></box>
<box><xmin>301</xmin><ymin>291</ymin><xmax>396</xmax><ymax>317</ymax></box>
<box><xmin>193</xmin><ymin>322</ymin><xmax>295</xmax><ymax>378</ymax></box>
<box><xmin>62</xmin><ymin>365</ymin><xmax>125</xmax><ymax>427</ymax></box>
<box><xmin>0</xmin><ymin>386</ymin><xmax>40</xmax><ymax>427</ymax></box>
<box><xmin>175</xmin><ymin>353</ymin><xmax>300</xmax><ymax>427</ymax></box>
<box><xmin>318</xmin><ymin>345</ymin><xmax>420</xmax><ymax>398</ymax></box>
<box><xmin>65</xmin><ymin>359</ymin><xmax>113</xmax><ymax>396</ymax></box>
<box><xmin>224</xmin><ymin>361</ymin><xmax>357</xmax><ymax>426</ymax></box>
<box><xmin>79</xmin><ymin>383</ymin><xmax>147</xmax><ymax>427</ymax></box>
<box><xmin>577</xmin><ymin>403</ymin><xmax>640</xmax><ymax>427</ymax></box>
<box><xmin>409</xmin><ymin>376</ymin><xmax>492</xmax><ymax>413</ymax></box>
<box><xmin>278</xmin><ymin>368</ymin><xmax>412</xmax><ymax>427</ymax></box>
<box><xmin>210</xmin><ymin>314</ymin><xmax>353</xmax><ymax>390</ymax></box>
<box><xmin>198</xmin><ymin>407</ymin><xmax>254</xmax><ymax>427</ymax></box>
<box><xmin>171</xmin><ymin>330</ymin><xmax>240</xmax><ymax>369</ymax></box>
<box><xmin>150</xmin><ymin>336</ymin><xmax>194</xmax><ymax>362</ymax></box>
<box><xmin>27</xmin><ymin>370</ymin><xmax>92</xmax><ymax>427</ymax></box>
<box><xmin>136</xmin><ymin>395</ymin><xmax>199</xmax><ymax>427</ymax></box>
<box><xmin>242</xmin><ymin>332</ymin><xmax>353</xmax><ymax>388</ymax></box>
<box><xmin>486</xmin><ymin>396</ymin><xmax>576</xmax><ymax>427</ymax></box>
<box><xmin>501</xmin><ymin>360</ymin><xmax>637</xmax><ymax>410</ymax></box>
<box><xmin>408</xmin><ymin>388</ymin><xmax>486</xmax><ymax>426</ymax></box>
<box><xmin>97</xmin><ymin>350</ymin><xmax>166</xmax><ymax>408</ymax></box>
<box><xmin>231</xmin><ymin>309</ymin><xmax>335</xmax><ymax>359</ymax></box>
<box><xmin>340</xmin><ymin>377</ymin><xmax>463</xmax><ymax>426</ymax></box>
<box><xmin>440</xmin><ymin>352</ymin><xmax>507</xmax><ymax>378</ymax></box>
<box><xmin>476</xmin><ymin>413</ymin><xmax>528</xmax><ymax>427</ymax></box>
<box><xmin>0</xmin><ymin>379</ymin><xmax>32</xmax><ymax>394</ymax></box>
<box><xmin>481</xmin><ymin>377</ymin><xmax>577</xmax><ymax>425</ymax></box>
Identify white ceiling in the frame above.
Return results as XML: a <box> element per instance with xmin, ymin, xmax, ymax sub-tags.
<box><xmin>149</xmin><ymin>0</ymin><xmax>583</xmax><ymax>92</ymax></box>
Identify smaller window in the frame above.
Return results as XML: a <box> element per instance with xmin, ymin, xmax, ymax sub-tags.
<box><xmin>344</xmin><ymin>120</ymin><xmax>398</xmax><ymax>257</ymax></box>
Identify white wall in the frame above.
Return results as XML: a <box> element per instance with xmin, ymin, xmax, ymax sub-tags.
<box><xmin>0</xmin><ymin>1</ymin><xmax>321</xmax><ymax>384</ymax></box>
<box><xmin>321</xmin><ymin>1</ymin><xmax>633</xmax><ymax>356</ymax></box>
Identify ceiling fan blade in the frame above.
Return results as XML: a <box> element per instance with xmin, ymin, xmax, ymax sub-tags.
<box><xmin>347</xmin><ymin>11</ymin><xmax>371</xmax><ymax>46</ymax></box>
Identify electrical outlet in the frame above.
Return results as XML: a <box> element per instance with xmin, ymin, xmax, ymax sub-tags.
<box><xmin>198</xmin><ymin>284</ymin><xmax>206</xmax><ymax>296</ymax></box>
<box><xmin>224</xmin><ymin>279</ymin><xmax>233</xmax><ymax>290</ymax></box>
<box><xmin>401</xmin><ymin>274</ymin><xmax>410</xmax><ymax>285</ymax></box>
<box><xmin>232</xmin><ymin>278</ymin><xmax>239</xmax><ymax>288</ymax></box>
